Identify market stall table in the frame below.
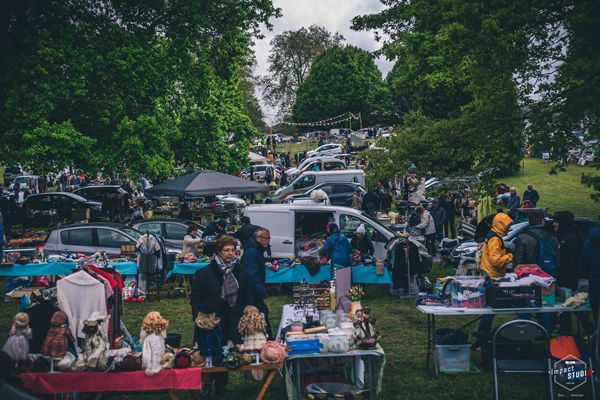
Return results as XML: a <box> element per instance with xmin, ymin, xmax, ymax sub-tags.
<box><xmin>0</xmin><ymin>261</ymin><xmax>137</xmax><ymax>277</ymax></box>
<box><xmin>266</xmin><ymin>265</ymin><xmax>392</xmax><ymax>285</ymax></box>
<box><xmin>417</xmin><ymin>304</ymin><xmax>592</xmax><ymax>378</ymax></box>
<box><xmin>165</xmin><ymin>262</ymin><xmax>210</xmax><ymax>298</ymax></box>
<box><xmin>17</xmin><ymin>368</ymin><xmax>202</xmax><ymax>399</ymax></box>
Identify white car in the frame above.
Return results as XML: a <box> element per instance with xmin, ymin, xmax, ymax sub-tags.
<box><xmin>306</xmin><ymin>144</ymin><xmax>343</xmax><ymax>158</ymax></box>
<box><xmin>241</xmin><ymin>164</ymin><xmax>280</xmax><ymax>182</ymax></box>
<box><xmin>9</xmin><ymin>175</ymin><xmax>39</xmax><ymax>191</ymax></box>
<box><xmin>285</xmin><ymin>157</ymin><xmax>346</xmax><ymax>180</ymax></box>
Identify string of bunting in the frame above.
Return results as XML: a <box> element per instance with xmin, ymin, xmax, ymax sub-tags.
<box><xmin>284</xmin><ymin>112</ymin><xmax>361</xmax><ymax>127</ymax></box>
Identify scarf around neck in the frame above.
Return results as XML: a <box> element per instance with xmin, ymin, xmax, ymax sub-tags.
<box><xmin>214</xmin><ymin>255</ymin><xmax>239</xmax><ymax>307</ymax></box>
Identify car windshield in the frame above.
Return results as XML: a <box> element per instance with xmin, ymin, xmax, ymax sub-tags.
<box><xmin>360</xmin><ymin>211</ymin><xmax>394</xmax><ymax>237</ymax></box>
<box><xmin>120</xmin><ymin>227</ymin><xmax>142</xmax><ymax>240</ymax></box>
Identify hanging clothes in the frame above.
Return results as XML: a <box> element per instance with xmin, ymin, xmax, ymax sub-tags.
<box><xmin>25</xmin><ymin>301</ymin><xmax>59</xmax><ymax>353</ymax></box>
<box><xmin>57</xmin><ymin>271</ymin><xmax>107</xmax><ymax>349</ymax></box>
<box><xmin>136</xmin><ymin>234</ymin><xmax>162</xmax><ymax>274</ymax></box>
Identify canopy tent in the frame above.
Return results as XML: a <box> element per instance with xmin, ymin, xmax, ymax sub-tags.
<box><xmin>145</xmin><ymin>170</ymin><xmax>268</xmax><ymax>198</ymax></box>
<box><xmin>248</xmin><ymin>151</ymin><xmax>268</xmax><ymax>164</ymax></box>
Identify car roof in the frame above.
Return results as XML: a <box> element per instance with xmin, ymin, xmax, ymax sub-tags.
<box><xmin>74</xmin><ymin>185</ymin><xmax>127</xmax><ymax>194</ymax></box>
<box><xmin>26</xmin><ymin>192</ymin><xmax>79</xmax><ymax>199</ymax></box>
<box><xmin>51</xmin><ymin>222</ymin><xmax>131</xmax><ymax>230</ymax></box>
<box><xmin>132</xmin><ymin>219</ymin><xmax>191</xmax><ymax>225</ymax></box>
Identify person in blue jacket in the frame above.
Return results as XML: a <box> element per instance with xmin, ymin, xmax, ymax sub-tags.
<box><xmin>579</xmin><ymin>225</ymin><xmax>600</xmax><ymax>325</ymax></box>
<box><xmin>320</xmin><ymin>223</ymin><xmax>352</xmax><ymax>269</ymax></box>
<box><xmin>240</xmin><ymin>228</ymin><xmax>272</xmax><ymax>338</ymax></box>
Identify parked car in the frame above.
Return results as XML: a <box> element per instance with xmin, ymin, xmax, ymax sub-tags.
<box><xmin>3</xmin><ymin>165</ymin><xmax>25</xmax><ymax>185</ymax></box>
<box><xmin>19</xmin><ymin>192</ymin><xmax>103</xmax><ymax>227</ymax></box>
<box><xmin>45</xmin><ymin>223</ymin><xmax>146</xmax><ymax>257</ymax></box>
<box><xmin>240</xmin><ymin>164</ymin><xmax>280</xmax><ymax>183</ymax></box>
<box><xmin>73</xmin><ymin>185</ymin><xmax>129</xmax><ymax>219</ymax></box>
<box><xmin>285</xmin><ymin>182</ymin><xmax>365</xmax><ymax>207</ymax></box>
<box><xmin>132</xmin><ymin>219</ymin><xmax>203</xmax><ymax>249</ymax></box>
<box><xmin>285</xmin><ymin>157</ymin><xmax>346</xmax><ymax>181</ymax></box>
<box><xmin>306</xmin><ymin>144</ymin><xmax>343</xmax><ymax>158</ymax></box>
<box><xmin>8</xmin><ymin>175</ymin><xmax>39</xmax><ymax>191</ymax></box>
<box><xmin>269</xmin><ymin>170</ymin><xmax>366</xmax><ymax>203</ymax></box>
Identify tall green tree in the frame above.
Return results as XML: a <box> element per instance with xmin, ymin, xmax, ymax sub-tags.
<box><xmin>292</xmin><ymin>46</ymin><xmax>389</xmax><ymax>128</ymax></box>
<box><xmin>0</xmin><ymin>0</ymin><xmax>279</xmax><ymax>178</ymax></box>
<box><xmin>262</xmin><ymin>25</ymin><xmax>344</xmax><ymax>120</ymax></box>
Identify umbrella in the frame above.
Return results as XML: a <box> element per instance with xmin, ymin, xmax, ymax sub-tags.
<box><xmin>145</xmin><ymin>170</ymin><xmax>268</xmax><ymax>198</ymax></box>
<box><xmin>248</xmin><ymin>151</ymin><xmax>267</xmax><ymax>164</ymax></box>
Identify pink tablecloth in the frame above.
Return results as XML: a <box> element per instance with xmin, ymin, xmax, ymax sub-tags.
<box><xmin>18</xmin><ymin>368</ymin><xmax>202</xmax><ymax>394</ymax></box>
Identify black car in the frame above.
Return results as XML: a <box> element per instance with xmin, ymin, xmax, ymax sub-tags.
<box><xmin>19</xmin><ymin>192</ymin><xmax>103</xmax><ymax>227</ymax></box>
<box><xmin>285</xmin><ymin>182</ymin><xmax>366</xmax><ymax>207</ymax></box>
<box><xmin>73</xmin><ymin>185</ymin><xmax>129</xmax><ymax>219</ymax></box>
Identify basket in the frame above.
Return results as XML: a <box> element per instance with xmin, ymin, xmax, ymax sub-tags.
<box><xmin>485</xmin><ymin>286</ymin><xmax>542</xmax><ymax>309</ymax></box>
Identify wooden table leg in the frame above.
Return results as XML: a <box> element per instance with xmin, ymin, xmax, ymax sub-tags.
<box><xmin>256</xmin><ymin>369</ymin><xmax>277</xmax><ymax>400</ymax></box>
<box><xmin>184</xmin><ymin>276</ymin><xmax>190</xmax><ymax>299</ymax></box>
<box><xmin>94</xmin><ymin>394</ymin><xmax>103</xmax><ymax>400</ymax></box>
<box><xmin>167</xmin><ymin>390</ymin><xmax>179</xmax><ymax>400</ymax></box>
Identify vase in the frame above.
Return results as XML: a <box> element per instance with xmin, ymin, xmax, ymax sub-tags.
<box><xmin>349</xmin><ymin>301</ymin><xmax>362</xmax><ymax>319</ymax></box>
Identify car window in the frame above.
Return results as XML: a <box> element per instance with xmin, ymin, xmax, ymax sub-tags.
<box><xmin>165</xmin><ymin>223</ymin><xmax>187</xmax><ymax>240</ymax></box>
<box><xmin>324</xmin><ymin>161</ymin><xmax>344</xmax><ymax>171</ymax></box>
<box><xmin>61</xmin><ymin>228</ymin><xmax>94</xmax><ymax>246</ymax></box>
<box><xmin>120</xmin><ymin>227</ymin><xmax>142</xmax><ymax>240</ymax></box>
<box><xmin>305</xmin><ymin>162</ymin><xmax>317</xmax><ymax>171</ymax></box>
<box><xmin>295</xmin><ymin>174</ymin><xmax>316</xmax><ymax>189</ymax></box>
<box><xmin>339</xmin><ymin>214</ymin><xmax>378</xmax><ymax>241</ymax></box>
<box><xmin>315</xmin><ymin>184</ymin><xmax>334</xmax><ymax>194</ymax></box>
<box><xmin>136</xmin><ymin>222</ymin><xmax>163</xmax><ymax>237</ymax></box>
<box><xmin>334</xmin><ymin>185</ymin><xmax>355</xmax><ymax>194</ymax></box>
<box><xmin>97</xmin><ymin>228</ymin><xmax>134</xmax><ymax>247</ymax></box>
<box><xmin>27</xmin><ymin>196</ymin><xmax>52</xmax><ymax>210</ymax></box>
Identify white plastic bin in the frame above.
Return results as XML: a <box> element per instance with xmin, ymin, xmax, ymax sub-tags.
<box><xmin>435</xmin><ymin>344</ymin><xmax>471</xmax><ymax>372</ymax></box>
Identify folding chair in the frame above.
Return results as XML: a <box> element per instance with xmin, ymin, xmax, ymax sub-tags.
<box><xmin>492</xmin><ymin>319</ymin><xmax>553</xmax><ymax>400</ymax></box>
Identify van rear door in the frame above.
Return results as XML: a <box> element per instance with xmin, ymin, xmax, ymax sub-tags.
<box><xmin>247</xmin><ymin>210</ymin><xmax>295</xmax><ymax>258</ymax></box>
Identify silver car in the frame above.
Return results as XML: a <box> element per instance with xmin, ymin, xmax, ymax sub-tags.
<box><xmin>131</xmin><ymin>219</ymin><xmax>202</xmax><ymax>249</ymax></box>
<box><xmin>45</xmin><ymin>223</ymin><xmax>144</xmax><ymax>257</ymax></box>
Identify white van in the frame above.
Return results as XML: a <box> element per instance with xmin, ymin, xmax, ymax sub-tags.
<box><xmin>271</xmin><ymin>170</ymin><xmax>365</xmax><ymax>203</ymax></box>
<box><xmin>245</xmin><ymin>203</ymin><xmax>392</xmax><ymax>260</ymax></box>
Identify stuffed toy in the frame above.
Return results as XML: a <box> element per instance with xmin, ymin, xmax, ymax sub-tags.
<box><xmin>238</xmin><ymin>306</ymin><xmax>267</xmax><ymax>352</ymax></box>
<box><xmin>2</xmin><ymin>312</ymin><xmax>32</xmax><ymax>366</ymax></box>
<box><xmin>140</xmin><ymin>311</ymin><xmax>169</xmax><ymax>376</ymax></box>
<box><xmin>194</xmin><ymin>312</ymin><xmax>223</xmax><ymax>367</ymax></box>
<box><xmin>563</xmin><ymin>292</ymin><xmax>588</xmax><ymax>308</ymax></box>
<box><xmin>260</xmin><ymin>341</ymin><xmax>286</xmax><ymax>364</ymax></box>
<box><xmin>73</xmin><ymin>312</ymin><xmax>109</xmax><ymax>371</ymax></box>
<box><xmin>190</xmin><ymin>349</ymin><xmax>205</xmax><ymax>367</ymax></box>
<box><xmin>41</xmin><ymin>311</ymin><xmax>75</xmax><ymax>360</ymax></box>
<box><xmin>161</xmin><ymin>352</ymin><xmax>175</xmax><ymax>369</ymax></box>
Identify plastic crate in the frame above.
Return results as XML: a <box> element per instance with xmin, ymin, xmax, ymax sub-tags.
<box><xmin>485</xmin><ymin>286</ymin><xmax>542</xmax><ymax>309</ymax></box>
<box><xmin>435</xmin><ymin>344</ymin><xmax>471</xmax><ymax>373</ymax></box>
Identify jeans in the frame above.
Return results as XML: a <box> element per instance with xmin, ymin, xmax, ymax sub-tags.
<box><xmin>476</xmin><ymin>277</ymin><xmax>496</xmax><ymax>341</ymax></box>
<box><xmin>425</xmin><ymin>233</ymin><xmax>436</xmax><ymax>256</ymax></box>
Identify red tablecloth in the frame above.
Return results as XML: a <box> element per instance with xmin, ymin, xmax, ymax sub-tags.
<box><xmin>18</xmin><ymin>368</ymin><xmax>202</xmax><ymax>394</ymax></box>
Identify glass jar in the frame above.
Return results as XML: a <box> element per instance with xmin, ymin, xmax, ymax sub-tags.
<box><xmin>327</xmin><ymin>331</ymin><xmax>350</xmax><ymax>353</ymax></box>
<box><xmin>319</xmin><ymin>310</ymin><xmax>333</xmax><ymax>326</ymax></box>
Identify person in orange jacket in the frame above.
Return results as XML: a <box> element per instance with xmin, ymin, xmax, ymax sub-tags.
<box><xmin>473</xmin><ymin>213</ymin><xmax>513</xmax><ymax>349</ymax></box>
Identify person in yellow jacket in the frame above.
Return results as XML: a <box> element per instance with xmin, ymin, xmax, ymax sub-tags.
<box><xmin>480</xmin><ymin>213</ymin><xmax>513</xmax><ymax>278</ymax></box>
<box><xmin>473</xmin><ymin>212</ymin><xmax>513</xmax><ymax>349</ymax></box>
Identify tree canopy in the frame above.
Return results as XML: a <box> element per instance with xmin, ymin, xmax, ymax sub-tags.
<box><xmin>261</xmin><ymin>25</ymin><xmax>344</xmax><ymax>121</ymax></box>
<box><xmin>354</xmin><ymin>0</ymin><xmax>600</xmax><ymax>198</ymax></box>
<box><xmin>0</xmin><ymin>0</ymin><xmax>279</xmax><ymax>178</ymax></box>
<box><xmin>292</xmin><ymin>46</ymin><xmax>389</xmax><ymax>129</ymax></box>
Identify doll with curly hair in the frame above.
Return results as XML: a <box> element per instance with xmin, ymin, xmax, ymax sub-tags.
<box><xmin>194</xmin><ymin>312</ymin><xmax>222</xmax><ymax>367</ymax></box>
<box><xmin>140</xmin><ymin>311</ymin><xmax>169</xmax><ymax>376</ymax></box>
<box><xmin>237</xmin><ymin>306</ymin><xmax>267</xmax><ymax>352</ymax></box>
<box><xmin>2</xmin><ymin>312</ymin><xmax>32</xmax><ymax>366</ymax></box>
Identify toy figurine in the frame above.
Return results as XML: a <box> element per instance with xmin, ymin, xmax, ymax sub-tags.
<box><xmin>353</xmin><ymin>307</ymin><xmax>380</xmax><ymax>349</ymax></box>
<box><xmin>194</xmin><ymin>312</ymin><xmax>223</xmax><ymax>367</ymax></box>
<box><xmin>237</xmin><ymin>306</ymin><xmax>267</xmax><ymax>352</ymax></box>
<box><xmin>41</xmin><ymin>311</ymin><xmax>75</xmax><ymax>360</ymax></box>
<box><xmin>140</xmin><ymin>311</ymin><xmax>169</xmax><ymax>376</ymax></box>
<box><xmin>74</xmin><ymin>312</ymin><xmax>109</xmax><ymax>370</ymax></box>
<box><xmin>2</xmin><ymin>312</ymin><xmax>32</xmax><ymax>366</ymax></box>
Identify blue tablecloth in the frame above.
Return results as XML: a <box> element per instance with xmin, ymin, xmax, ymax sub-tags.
<box><xmin>167</xmin><ymin>262</ymin><xmax>210</xmax><ymax>278</ymax></box>
<box><xmin>266</xmin><ymin>264</ymin><xmax>392</xmax><ymax>285</ymax></box>
<box><xmin>0</xmin><ymin>261</ymin><xmax>138</xmax><ymax>277</ymax></box>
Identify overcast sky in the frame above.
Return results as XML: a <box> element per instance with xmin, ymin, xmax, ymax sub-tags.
<box><xmin>252</xmin><ymin>0</ymin><xmax>394</xmax><ymax>123</ymax></box>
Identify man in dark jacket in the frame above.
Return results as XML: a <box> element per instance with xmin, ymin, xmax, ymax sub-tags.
<box><xmin>507</xmin><ymin>187</ymin><xmax>521</xmax><ymax>218</ymax></box>
<box><xmin>240</xmin><ymin>228</ymin><xmax>272</xmax><ymax>338</ymax></box>
<box><xmin>362</xmin><ymin>189</ymin><xmax>379</xmax><ymax>216</ymax></box>
<box><xmin>234</xmin><ymin>216</ymin><xmax>259</xmax><ymax>248</ymax></box>
<box><xmin>429</xmin><ymin>199</ymin><xmax>447</xmax><ymax>245</ymax></box>
<box><xmin>523</xmin><ymin>184</ymin><xmax>540</xmax><ymax>207</ymax></box>
<box><xmin>513</xmin><ymin>211</ymin><xmax>559</xmax><ymax>268</ymax></box>
<box><xmin>439</xmin><ymin>191</ymin><xmax>457</xmax><ymax>238</ymax></box>
<box><xmin>580</xmin><ymin>226</ymin><xmax>600</xmax><ymax>325</ymax></box>
<box><xmin>553</xmin><ymin>211</ymin><xmax>588</xmax><ymax>333</ymax></box>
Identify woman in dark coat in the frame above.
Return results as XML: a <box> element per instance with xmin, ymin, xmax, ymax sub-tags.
<box><xmin>579</xmin><ymin>226</ymin><xmax>600</xmax><ymax>326</ymax></box>
<box><xmin>190</xmin><ymin>235</ymin><xmax>255</xmax><ymax>393</ymax></box>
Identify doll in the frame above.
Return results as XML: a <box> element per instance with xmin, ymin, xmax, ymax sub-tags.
<box><xmin>353</xmin><ymin>307</ymin><xmax>380</xmax><ymax>349</ymax></box>
<box><xmin>74</xmin><ymin>312</ymin><xmax>109</xmax><ymax>370</ymax></box>
<box><xmin>237</xmin><ymin>306</ymin><xmax>267</xmax><ymax>352</ymax></box>
<box><xmin>2</xmin><ymin>312</ymin><xmax>32</xmax><ymax>365</ymax></box>
<box><xmin>140</xmin><ymin>311</ymin><xmax>169</xmax><ymax>376</ymax></box>
<box><xmin>194</xmin><ymin>312</ymin><xmax>222</xmax><ymax>367</ymax></box>
<box><xmin>41</xmin><ymin>311</ymin><xmax>75</xmax><ymax>360</ymax></box>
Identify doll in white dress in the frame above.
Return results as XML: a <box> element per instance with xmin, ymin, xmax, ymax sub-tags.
<box><xmin>140</xmin><ymin>311</ymin><xmax>169</xmax><ymax>376</ymax></box>
<box><xmin>2</xmin><ymin>312</ymin><xmax>32</xmax><ymax>366</ymax></box>
<box><xmin>237</xmin><ymin>306</ymin><xmax>267</xmax><ymax>352</ymax></box>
